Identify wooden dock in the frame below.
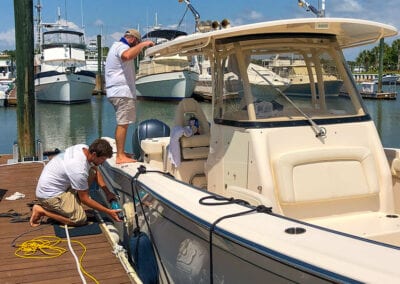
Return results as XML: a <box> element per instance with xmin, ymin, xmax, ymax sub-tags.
<box><xmin>360</xmin><ymin>91</ymin><xmax>397</xmax><ymax>100</ymax></box>
<box><xmin>0</xmin><ymin>154</ymin><xmax>137</xmax><ymax>283</ymax></box>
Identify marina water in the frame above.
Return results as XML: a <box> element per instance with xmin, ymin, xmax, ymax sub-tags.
<box><xmin>0</xmin><ymin>89</ymin><xmax>399</xmax><ymax>155</ymax></box>
<box><xmin>0</xmin><ymin>95</ymin><xmax>212</xmax><ymax>155</ymax></box>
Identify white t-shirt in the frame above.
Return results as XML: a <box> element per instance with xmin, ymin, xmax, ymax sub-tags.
<box><xmin>36</xmin><ymin>144</ymin><xmax>91</xmax><ymax>199</ymax></box>
<box><xmin>105</xmin><ymin>41</ymin><xmax>136</xmax><ymax>98</ymax></box>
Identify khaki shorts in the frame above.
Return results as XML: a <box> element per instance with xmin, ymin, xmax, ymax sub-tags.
<box><xmin>108</xmin><ymin>97</ymin><xmax>136</xmax><ymax>125</ymax></box>
<box><xmin>38</xmin><ymin>189</ymin><xmax>87</xmax><ymax>225</ymax></box>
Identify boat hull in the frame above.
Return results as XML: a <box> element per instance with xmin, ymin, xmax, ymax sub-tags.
<box><xmin>285</xmin><ymin>80</ymin><xmax>343</xmax><ymax>96</ymax></box>
<box><xmin>100</xmin><ymin>164</ymin><xmax>362</xmax><ymax>284</ymax></box>
<box><xmin>136</xmin><ymin>70</ymin><xmax>198</xmax><ymax>100</ymax></box>
<box><xmin>35</xmin><ymin>71</ymin><xmax>95</xmax><ymax>103</ymax></box>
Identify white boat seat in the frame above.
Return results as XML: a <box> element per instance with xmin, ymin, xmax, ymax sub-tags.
<box><xmin>174</xmin><ymin>98</ymin><xmax>210</xmax><ymax>161</ymax></box>
<box><xmin>182</xmin><ymin>146</ymin><xmax>209</xmax><ymax>160</ymax></box>
<box><xmin>181</xmin><ymin>134</ymin><xmax>209</xmax><ymax>148</ymax></box>
<box><xmin>273</xmin><ymin>146</ymin><xmax>387</xmax><ymax>219</ymax></box>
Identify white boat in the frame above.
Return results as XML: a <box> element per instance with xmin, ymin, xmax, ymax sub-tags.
<box><xmin>34</xmin><ymin>20</ymin><xmax>95</xmax><ymax>104</ymax></box>
<box><xmin>359</xmin><ymin>81</ymin><xmax>397</xmax><ymax>99</ymax></box>
<box><xmin>0</xmin><ymin>88</ymin><xmax>6</xmax><ymax>107</ymax></box>
<box><xmin>136</xmin><ymin>29</ymin><xmax>199</xmax><ymax>100</ymax></box>
<box><xmin>97</xmin><ymin>18</ymin><xmax>400</xmax><ymax>283</ymax></box>
<box><xmin>266</xmin><ymin>55</ymin><xmax>343</xmax><ymax>96</ymax></box>
<box><xmin>85</xmin><ymin>39</ymin><xmax>105</xmax><ymax>73</ymax></box>
<box><xmin>0</xmin><ymin>54</ymin><xmax>16</xmax><ymax>107</ymax></box>
<box><xmin>373</xmin><ymin>74</ymin><xmax>399</xmax><ymax>85</ymax></box>
<box><xmin>0</xmin><ymin>53</ymin><xmax>15</xmax><ymax>82</ymax></box>
<box><xmin>195</xmin><ymin>59</ymin><xmax>290</xmax><ymax>100</ymax></box>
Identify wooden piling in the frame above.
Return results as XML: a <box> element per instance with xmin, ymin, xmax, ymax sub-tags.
<box><xmin>94</xmin><ymin>34</ymin><xmax>104</xmax><ymax>94</ymax></box>
<box><xmin>13</xmin><ymin>0</ymin><xmax>35</xmax><ymax>160</ymax></box>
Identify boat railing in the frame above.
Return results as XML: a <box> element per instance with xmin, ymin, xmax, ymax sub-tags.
<box><xmin>42</xmin><ymin>43</ymin><xmax>86</xmax><ymax>50</ymax></box>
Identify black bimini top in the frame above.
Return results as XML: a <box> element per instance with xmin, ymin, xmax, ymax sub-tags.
<box><xmin>142</xmin><ymin>29</ymin><xmax>187</xmax><ymax>41</ymax></box>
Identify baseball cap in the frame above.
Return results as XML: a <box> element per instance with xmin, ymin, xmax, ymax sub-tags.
<box><xmin>124</xmin><ymin>29</ymin><xmax>141</xmax><ymax>42</ymax></box>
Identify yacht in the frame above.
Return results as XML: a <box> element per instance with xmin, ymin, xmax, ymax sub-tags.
<box><xmin>135</xmin><ymin>29</ymin><xmax>199</xmax><ymax>100</ymax></box>
<box><xmin>266</xmin><ymin>55</ymin><xmax>343</xmax><ymax>96</ymax></box>
<box><xmin>34</xmin><ymin>11</ymin><xmax>95</xmax><ymax>104</ymax></box>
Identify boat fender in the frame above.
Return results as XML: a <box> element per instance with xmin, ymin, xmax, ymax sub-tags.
<box><xmin>176</xmin><ymin>238</ymin><xmax>207</xmax><ymax>283</ymax></box>
<box><xmin>129</xmin><ymin>229</ymin><xmax>159</xmax><ymax>284</ymax></box>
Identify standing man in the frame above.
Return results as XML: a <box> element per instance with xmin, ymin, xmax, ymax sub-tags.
<box><xmin>105</xmin><ymin>29</ymin><xmax>154</xmax><ymax>164</ymax></box>
<box><xmin>30</xmin><ymin>138</ymin><xmax>120</xmax><ymax>227</ymax></box>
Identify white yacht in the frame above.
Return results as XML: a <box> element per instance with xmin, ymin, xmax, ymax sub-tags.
<box><xmin>85</xmin><ymin>39</ymin><xmax>104</xmax><ymax>73</ymax></box>
<box><xmin>0</xmin><ymin>53</ymin><xmax>16</xmax><ymax>107</ymax></box>
<box><xmin>0</xmin><ymin>53</ymin><xmax>15</xmax><ymax>82</ymax></box>
<box><xmin>266</xmin><ymin>55</ymin><xmax>343</xmax><ymax>96</ymax></box>
<box><xmin>34</xmin><ymin>14</ymin><xmax>95</xmax><ymax>104</ymax></box>
<box><xmin>135</xmin><ymin>29</ymin><xmax>199</xmax><ymax>100</ymax></box>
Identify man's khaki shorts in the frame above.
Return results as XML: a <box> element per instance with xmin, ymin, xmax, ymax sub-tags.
<box><xmin>38</xmin><ymin>189</ymin><xmax>87</xmax><ymax>225</ymax></box>
<box><xmin>108</xmin><ymin>97</ymin><xmax>136</xmax><ymax>125</ymax></box>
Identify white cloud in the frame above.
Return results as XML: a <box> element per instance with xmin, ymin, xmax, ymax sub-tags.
<box><xmin>249</xmin><ymin>11</ymin><xmax>263</xmax><ymax>21</ymax></box>
<box><xmin>94</xmin><ymin>19</ymin><xmax>104</xmax><ymax>27</ymax></box>
<box><xmin>0</xmin><ymin>28</ymin><xmax>15</xmax><ymax>50</ymax></box>
<box><xmin>109</xmin><ymin>31</ymin><xmax>123</xmax><ymax>41</ymax></box>
<box><xmin>331</xmin><ymin>0</ymin><xmax>363</xmax><ymax>13</ymax></box>
<box><xmin>231</xmin><ymin>10</ymin><xmax>263</xmax><ymax>27</ymax></box>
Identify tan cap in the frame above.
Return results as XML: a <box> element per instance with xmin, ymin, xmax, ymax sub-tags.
<box><xmin>124</xmin><ymin>29</ymin><xmax>141</xmax><ymax>42</ymax></box>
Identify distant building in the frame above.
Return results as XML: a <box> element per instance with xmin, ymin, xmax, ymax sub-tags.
<box><xmin>353</xmin><ymin>67</ymin><xmax>365</xmax><ymax>73</ymax></box>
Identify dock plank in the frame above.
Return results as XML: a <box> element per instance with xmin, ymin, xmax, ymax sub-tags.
<box><xmin>0</xmin><ymin>155</ymin><xmax>135</xmax><ymax>284</ymax></box>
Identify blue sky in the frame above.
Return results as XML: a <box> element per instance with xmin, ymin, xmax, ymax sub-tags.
<box><xmin>1</xmin><ymin>0</ymin><xmax>400</xmax><ymax>60</ymax></box>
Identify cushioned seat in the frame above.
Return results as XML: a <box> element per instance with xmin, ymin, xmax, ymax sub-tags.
<box><xmin>174</xmin><ymin>98</ymin><xmax>210</xmax><ymax>161</ymax></box>
<box><xmin>180</xmin><ymin>134</ymin><xmax>209</xmax><ymax>148</ymax></box>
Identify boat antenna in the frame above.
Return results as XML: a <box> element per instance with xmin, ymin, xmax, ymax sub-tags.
<box><xmin>34</xmin><ymin>0</ymin><xmax>42</xmax><ymax>51</ymax></box>
<box><xmin>250</xmin><ymin>67</ymin><xmax>327</xmax><ymax>139</ymax></box>
<box><xmin>178</xmin><ymin>0</ymin><xmax>200</xmax><ymax>32</ymax></box>
<box><xmin>80</xmin><ymin>0</ymin><xmax>85</xmax><ymax>29</ymax></box>
<box><xmin>64</xmin><ymin>0</ymin><xmax>68</xmax><ymax>24</ymax></box>
<box><xmin>297</xmin><ymin>0</ymin><xmax>325</xmax><ymax>17</ymax></box>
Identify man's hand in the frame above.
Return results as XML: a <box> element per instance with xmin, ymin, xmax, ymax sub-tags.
<box><xmin>109</xmin><ymin>208</ymin><xmax>123</xmax><ymax>222</ymax></box>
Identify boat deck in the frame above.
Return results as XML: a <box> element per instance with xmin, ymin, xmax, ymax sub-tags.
<box><xmin>0</xmin><ymin>154</ymin><xmax>136</xmax><ymax>283</ymax></box>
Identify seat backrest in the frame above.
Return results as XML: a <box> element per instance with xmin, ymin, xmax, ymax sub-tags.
<box><xmin>174</xmin><ymin>98</ymin><xmax>210</xmax><ymax>136</ymax></box>
<box><xmin>133</xmin><ymin>119</ymin><xmax>170</xmax><ymax>161</ymax></box>
<box><xmin>272</xmin><ymin>146</ymin><xmax>388</xmax><ymax>219</ymax></box>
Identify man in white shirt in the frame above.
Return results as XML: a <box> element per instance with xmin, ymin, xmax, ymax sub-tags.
<box><xmin>105</xmin><ymin>29</ymin><xmax>154</xmax><ymax>164</ymax></box>
<box><xmin>30</xmin><ymin>138</ymin><xmax>121</xmax><ymax>227</ymax></box>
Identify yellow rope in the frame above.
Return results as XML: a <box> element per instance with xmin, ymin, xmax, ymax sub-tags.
<box><xmin>15</xmin><ymin>235</ymin><xmax>99</xmax><ymax>284</ymax></box>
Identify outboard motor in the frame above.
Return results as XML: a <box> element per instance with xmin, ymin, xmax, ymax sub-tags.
<box><xmin>132</xmin><ymin>119</ymin><xmax>170</xmax><ymax>161</ymax></box>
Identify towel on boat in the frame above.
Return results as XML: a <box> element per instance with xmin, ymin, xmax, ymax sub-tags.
<box><xmin>168</xmin><ymin>126</ymin><xmax>193</xmax><ymax>167</ymax></box>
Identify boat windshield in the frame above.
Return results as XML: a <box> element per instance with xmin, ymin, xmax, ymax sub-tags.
<box><xmin>42</xmin><ymin>30</ymin><xmax>85</xmax><ymax>49</ymax></box>
<box><xmin>212</xmin><ymin>34</ymin><xmax>366</xmax><ymax>124</ymax></box>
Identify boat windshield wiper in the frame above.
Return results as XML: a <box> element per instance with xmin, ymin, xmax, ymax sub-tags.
<box><xmin>250</xmin><ymin>67</ymin><xmax>327</xmax><ymax>138</ymax></box>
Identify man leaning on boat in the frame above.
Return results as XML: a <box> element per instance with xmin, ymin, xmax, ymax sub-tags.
<box><xmin>30</xmin><ymin>139</ymin><xmax>122</xmax><ymax>227</ymax></box>
<box><xmin>105</xmin><ymin>29</ymin><xmax>154</xmax><ymax>164</ymax></box>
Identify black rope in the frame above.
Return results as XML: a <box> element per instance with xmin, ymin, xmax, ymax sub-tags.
<box><xmin>131</xmin><ymin>165</ymin><xmax>171</xmax><ymax>284</ymax></box>
<box><xmin>199</xmin><ymin>195</ymin><xmax>251</xmax><ymax>206</ymax></box>
<box><xmin>200</xmin><ymin>195</ymin><xmax>272</xmax><ymax>284</ymax></box>
<box><xmin>11</xmin><ymin>223</ymin><xmax>49</xmax><ymax>247</ymax></box>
